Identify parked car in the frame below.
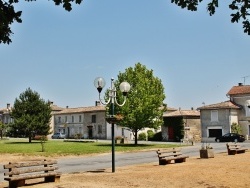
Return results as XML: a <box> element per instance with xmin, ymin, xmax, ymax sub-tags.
<box><xmin>51</xmin><ymin>133</ymin><xmax>66</xmax><ymax>139</ymax></box>
<box><xmin>215</xmin><ymin>133</ymin><xmax>245</xmax><ymax>142</ymax></box>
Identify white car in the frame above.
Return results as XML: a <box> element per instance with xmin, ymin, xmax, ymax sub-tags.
<box><xmin>51</xmin><ymin>133</ymin><xmax>66</xmax><ymax>139</ymax></box>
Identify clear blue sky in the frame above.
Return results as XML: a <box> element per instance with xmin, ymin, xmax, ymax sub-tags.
<box><xmin>1</xmin><ymin>0</ymin><xmax>250</xmax><ymax>110</ymax></box>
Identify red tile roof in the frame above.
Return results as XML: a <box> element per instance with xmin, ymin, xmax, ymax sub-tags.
<box><xmin>198</xmin><ymin>101</ymin><xmax>240</xmax><ymax>110</ymax></box>
<box><xmin>227</xmin><ymin>85</ymin><xmax>250</xmax><ymax>96</ymax></box>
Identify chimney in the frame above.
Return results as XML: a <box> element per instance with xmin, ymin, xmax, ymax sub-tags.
<box><xmin>66</xmin><ymin>106</ymin><xmax>69</xmax><ymax>109</ymax></box>
<box><xmin>191</xmin><ymin>107</ymin><xmax>194</xmax><ymax>110</ymax></box>
<box><xmin>95</xmin><ymin>101</ymin><xmax>101</xmax><ymax>106</ymax></box>
<box><xmin>7</xmin><ymin>103</ymin><xmax>10</xmax><ymax>109</ymax></box>
<box><xmin>238</xmin><ymin>83</ymin><xmax>243</xmax><ymax>86</ymax></box>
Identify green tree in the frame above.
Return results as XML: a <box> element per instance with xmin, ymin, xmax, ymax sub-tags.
<box><xmin>172</xmin><ymin>0</ymin><xmax>250</xmax><ymax>35</ymax></box>
<box><xmin>112</xmin><ymin>63</ymin><xmax>166</xmax><ymax>145</ymax></box>
<box><xmin>231</xmin><ymin>122</ymin><xmax>242</xmax><ymax>134</ymax></box>
<box><xmin>10</xmin><ymin>88</ymin><xmax>52</xmax><ymax>143</ymax></box>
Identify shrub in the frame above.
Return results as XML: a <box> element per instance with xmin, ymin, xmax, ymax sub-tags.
<box><xmin>147</xmin><ymin>130</ymin><xmax>155</xmax><ymax>141</ymax></box>
<box><xmin>138</xmin><ymin>132</ymin><xmax>146</xmax><ymax>141</ymax></box>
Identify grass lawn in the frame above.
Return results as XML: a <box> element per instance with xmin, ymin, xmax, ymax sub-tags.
<box><xmin>0</xmin><ymin>138</ymin><xmax>180</xmax><ymax>157</ymax></box>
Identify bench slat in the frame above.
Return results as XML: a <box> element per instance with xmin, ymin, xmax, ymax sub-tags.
<box><xmin>4</xmin><ymin>160</ymin><xmax>57</xmax><ymax>169</ymax></box>
<box><xmin>4</xmin><ymin>172</ymin><xmax>61</xmax><ymax>181</ymax></box>
<box><xmin>4</xmin><ymin>166</ymin><xmax>58</xmax><ymax>176</ymax></box>
<box><xmin>158</xmin><ymin>152</ymin><xmax>183</xmax><ymax>158</ymax></box>
<box><xmin>157</xmin><ymin>148</ymin><xmax>181</xmax><ymax>154</ymax></box>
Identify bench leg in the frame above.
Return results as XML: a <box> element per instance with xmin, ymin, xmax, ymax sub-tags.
<box><xmin>228</xmin><ymin>151</ymin><xmax>236</xmax><ymax>155</ymax></box>
<box><xmin>159</xmin><ymin>159</ymin><xmax>171</xmax><ymax>165</ymax></box>
<box><xmin>45</xmin><ymin>175</ymin><xmax>60</xmax><ymax>183</ymax></box>
<box><xmin>9</xmin><ymin>180</ymin><xmax>25</xmax><ymax>188</ymax></box>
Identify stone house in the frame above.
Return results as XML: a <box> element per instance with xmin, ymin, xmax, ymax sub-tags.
<box><xmin>198</xmin><ymin>83</ymin><xmax>250</xmax><ymax>142</ymax></box>
<box><xmin>162</xmin><ymin>108</ymin><xmax>201</xmax><ymax>142</ymax></box>
<box><xmin>53</xmin><ymin>105</ymin><xmax>107</xmax><ymax>139</ymax></box>
<box><xmin>198</xmin><ymin>101</ymin><xmax>240</xmax><ymax>142</ymax></box>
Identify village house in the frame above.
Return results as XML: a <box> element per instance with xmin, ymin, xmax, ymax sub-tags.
<box><xmin>162</xmin><ymin>108</ymin><xmax>201</xmax><ymax>142</ymax></box>
<box><xmin>52</xmin><ymin>102</ymin><xmax>132</xmax><ymax>140</ymax></box>
<box><xmin>198</xmin><ymin>83</ymin><xmax>250</xmax><ymax>142</ymax></box>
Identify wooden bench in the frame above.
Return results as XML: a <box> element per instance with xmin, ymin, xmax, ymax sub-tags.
<box><xmin>3</xmin><ymin>159</ymin><xmax>61</xmax><ymax>188</ymax></box>
<box><xmin>156</xmin><ymin>148</ymin><xmax>189</xmax><ymax>165</ymax></box>
<box><xmin>226</xmin><ymin>143</ymin><xmax>248</xmax><ymax>155</ymax></box>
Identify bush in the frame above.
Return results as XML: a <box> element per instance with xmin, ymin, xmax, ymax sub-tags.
<box><xmin>147</xmin><ymin>130</ymin><xmax>155</xmax><ymax>141</ymax></box>
<box><xmin>138</xmin><ymin>132</ymin><xmax>147</xmax><ymax>141</ymax></box>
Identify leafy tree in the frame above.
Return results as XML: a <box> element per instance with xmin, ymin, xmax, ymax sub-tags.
<box><xmin>112</xmin><ymin>63</ymin><xmax>166</xmax><ymax>145</ymax></box>
<box><xmin>0</xmin><ymin>0</ymin><xmax>83</xmax><ymax>44</ymax></box>
<box><xmin>172</xmin><ymin>0</ymin><xmax>250</xmax><ymax>35</ymax></box>
<box><xmin>231</xmin><ymin>122</ymin><xmax>242</xmax><ymax>134</ymax></box>
<box><xmin>10</xmin><ymin>88</ymin><xmax>52</xmax><ymax>142</ymax></box>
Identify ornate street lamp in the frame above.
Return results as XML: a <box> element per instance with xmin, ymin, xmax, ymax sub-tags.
<box><xmin>94</xmin><ymin>77</ymin><xmax>130</xmax><ymax>173</ymax></box>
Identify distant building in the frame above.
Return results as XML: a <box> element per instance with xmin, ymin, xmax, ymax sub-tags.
<box><xmin>198</xmin><ymin>83</ymin><xmax>250</xmax><ymax>142</ymax></box>
<box><xmin>162</xmin><ymin>108</ymin><xmax>201</xmax><ymax>141</ymax></box>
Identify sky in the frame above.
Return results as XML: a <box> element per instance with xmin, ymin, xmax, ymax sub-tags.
<box><xmin>1</xmin><ymin>0</ymin><xmax>250</xmax><ymax>110</ymax></box>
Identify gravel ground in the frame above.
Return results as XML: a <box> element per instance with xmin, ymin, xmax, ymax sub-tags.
<box><xmin>0</xmin><ymin>151</ymin><xmax>250</xmax><ymax>188</ymax></box>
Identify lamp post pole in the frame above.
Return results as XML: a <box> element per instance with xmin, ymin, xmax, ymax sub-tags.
<box><xmin>94</xmin><ymin>77</ymin><xmax>130</xmax><ymax>173</ymax></box>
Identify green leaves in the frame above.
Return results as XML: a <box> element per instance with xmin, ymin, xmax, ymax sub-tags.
<box><xmin>10</xmin><ymin>88</ymin><xmax>52</xmax><ymax>141</ymax></box>
<box><xmin>171</xmin><ymin>0</ymin><xmax>202</xmax><ymax>11</ymax></box>
<box><xmin>113</xmin><ymin>63</ymin><xmax>166</xmax><ymax>143</ymax></box>
<box><xmin>172</xmin><ymin>0</ymin><xmax>250</xmax><ymax>35</ymax></box>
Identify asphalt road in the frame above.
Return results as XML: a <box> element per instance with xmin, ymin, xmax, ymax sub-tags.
<box><xmin>1</xmin><ymin>141</ymin><xmax>250</xmax><ymax>181</ymax></box>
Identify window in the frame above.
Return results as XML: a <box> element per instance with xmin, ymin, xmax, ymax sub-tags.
<box><xmin>211</xmin><ymin>110</ymin><xmax>218</xmax><ymax>122</ymax></box>
<box><xmin>92</xmin><ymin>115</ymin><xmax>96</xmax><ymax>123</ymax></box>
<box><xmin>65</xmin><ymin>116</ymin><xmax>67</xmax><ymax>123</ymax></box>
<box><xmin>98</xmin><ymin>125</ymin><xmax>102</xmax><ymax>134</ymax></box>
<box><xmin>79</xmin><ymin>115</ymin><xmax>82</xmax><ymax>122</ymax></box>
<box><xmin>58</xmin><ymin>117</ymin><xmax>61</xmax><ymax>123</ymax></box>
<box><xmin>122</xmin><ymin>128</ymin><xmax>125</xmax><ymax>137</ymax></box>
<box><xmin>72</xmin><ymin>116</ymin><xmax>74</xmax><ymax>123</ymax></box>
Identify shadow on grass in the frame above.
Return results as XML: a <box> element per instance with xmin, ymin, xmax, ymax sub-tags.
<box><xmin>4</xmin><ymin>141</ymin><xmax>41</xmax><ymax>144</ymax></box>
<box><xmin>96</xmin><ymin>143</ymin><xmax>159</xmax><ymax>147</ymax></box>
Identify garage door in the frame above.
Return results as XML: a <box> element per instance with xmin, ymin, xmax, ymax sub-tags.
<box><xmin>208</xmin><ymin>129</ymin><xmax>222</xmax><ymax>137</ymax></box>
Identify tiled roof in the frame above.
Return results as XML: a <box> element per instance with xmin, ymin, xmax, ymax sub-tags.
<box><xmin>166</xmin><ymin>107</ymin><xmax>178</xmax><ymax>111</ymax></box>
<box><xmin>53</xmin><ymin>105</ymin><xmax>105</xmax><ymax>115</ymax></box>
<box><xmin>51</xmin><ymin>105</ymin><xmax>64</xmax><ymax>111</ymax></box>
<box><xmin>197</xmin><ymin>101</ymin><xmax>241</xmax><ymax>110</ymax></box>
<box><xmin>227</xmin><ymin>85</ymin><xmax>250</xmax><ymax>96</ymax></box>
<box><xmin>163</xmin><ymin>110</ymin><xmax>200</xmax><ymax>117</ymax></box>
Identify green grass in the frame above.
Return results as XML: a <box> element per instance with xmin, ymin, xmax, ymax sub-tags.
<box><xmin>0</xmin><ymin>138</ymin><xmax>180</xmax><ymax>157</ymax></box>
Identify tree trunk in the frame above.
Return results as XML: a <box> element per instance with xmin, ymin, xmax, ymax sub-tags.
<box><xmin>29</xmin><ymin>136</ymin><xmax>32</xmax><ymax>143</ymax></box>
<box><xmin>134</xmin><ymin>131</ymin><xmax>138</xmax><ymax>145</ymax></box>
